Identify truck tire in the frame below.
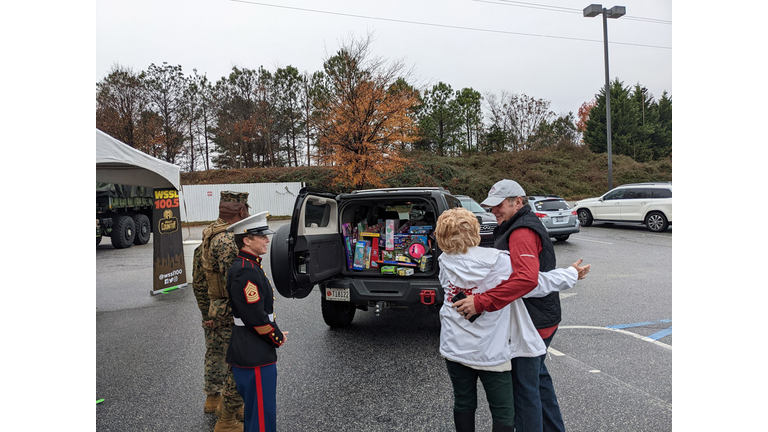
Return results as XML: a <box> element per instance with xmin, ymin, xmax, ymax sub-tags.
<box><xmin>133</xmin><ymin>214</ymin><xmax>151</xmax><ymax>245</ymax></box>
<box><xmin>111</xmin><ymin>215</ymin><xmax>135</xmax><ymax>249</ymax></box>
<box><xmin>321</xmin><ymin>296</ymin><xmax>355</xmax><ymax>328</ymax></box>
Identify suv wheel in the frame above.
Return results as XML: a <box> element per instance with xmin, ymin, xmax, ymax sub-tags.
<box><xmin>577</xmin><ymin>209</ymin><xmax>593</xmax><ymax>227</ymax></box>
<box><xmin>554</xmin><ymin>235</ymin><xmax>570</xmax><ymax>242</ymax></box>
<box><xmin>321</xmin><ymin>296</ymin><xmax>356</xmax><ymax>328</ymax></box>
<box><xmin>645</xmin><ymin>211</ymin><xmax>669</xmax><ymax>232</ymax></box>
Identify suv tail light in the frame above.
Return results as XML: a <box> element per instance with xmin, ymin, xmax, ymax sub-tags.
<box><xmin>571</xmin><ymin>211</ymin><xmax>577</xmax><ymax>216</ymax></box>
<box><xmin>535</xmin><ymin>213</ymin><xmax>548</xmax><ymax>218</ymax></box>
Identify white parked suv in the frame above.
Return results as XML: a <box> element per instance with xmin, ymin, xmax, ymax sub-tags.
<box><xmin>573</xmin><ymin>182</ymin><xmax>672</xmax><ymax>232</ymax></box>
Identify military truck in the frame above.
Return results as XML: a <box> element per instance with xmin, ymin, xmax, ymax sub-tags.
<box><xmin>96</xmin><ymin>183</ymin><xmax>154</xmax><ymax>248</ymax></box>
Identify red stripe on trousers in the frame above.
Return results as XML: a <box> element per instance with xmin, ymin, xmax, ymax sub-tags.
<box><xmin>254</xmin><ymin>367</ymin><xmax>265</xmax><ymax>432</ymax></box>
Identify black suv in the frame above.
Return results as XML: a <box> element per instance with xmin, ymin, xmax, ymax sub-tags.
<box><xmin>454</xmin><ymin>195</ymin><xmax>497</xmax><ymax>247</ymax></box>
<box><xmin>270</xmin><ymin>187</ymin><xmax>464</xmax><ymax>328</ymax></box>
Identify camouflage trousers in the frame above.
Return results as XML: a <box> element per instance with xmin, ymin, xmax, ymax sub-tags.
<box><xmin>203</xmin><ymin>319</ymin><xmax>243</xmax><ymax>411</ymax></box>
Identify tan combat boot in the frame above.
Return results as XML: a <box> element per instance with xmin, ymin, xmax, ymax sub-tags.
<box><xmin>213</xmin><ymin>407</ymin><xmax>243</xmax><ymax>432</ymax></box>
<box><xmin>204</xmin><ymin>394</ymin><xmax>222</xmax><ymax>413</ymax></box>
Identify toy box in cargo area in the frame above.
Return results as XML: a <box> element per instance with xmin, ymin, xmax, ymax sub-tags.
<box><xmin>342</xmin><ymin>218</ymin><xmax>434</xmax><ymax>275</ymax></box>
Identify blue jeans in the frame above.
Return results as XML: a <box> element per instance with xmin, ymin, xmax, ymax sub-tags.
<box><xmin>510</xmin><ymin>330</ymin><xmax>565</xmax><ymax>432</ymax></box>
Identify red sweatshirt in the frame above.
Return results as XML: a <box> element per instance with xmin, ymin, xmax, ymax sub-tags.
<box><xmin>473</xmin><ymin>227</ymin><xmax>558</xmax><ymax>340</ymax></box>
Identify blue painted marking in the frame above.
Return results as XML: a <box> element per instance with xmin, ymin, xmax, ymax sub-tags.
<box><xmin>607</xmin><ymin>319</ymin><xmax>671</xmax><ymax>330</ymax></box>
<box><xmin>647</xmin><ymin>327</ymin><xmax>672</xmax><ymax>340</ymax></box>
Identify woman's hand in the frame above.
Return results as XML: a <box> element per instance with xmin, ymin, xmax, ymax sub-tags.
<box><xmin>571</xmin><ymin>258</ymin><xmax>591</xmax><ymax>280</ymax></box>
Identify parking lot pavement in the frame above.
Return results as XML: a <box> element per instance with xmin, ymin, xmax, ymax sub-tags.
<box><xmin>97</xmin><ymin>221</ymin><xmax>672</xmax><ymax>431</ymax></box>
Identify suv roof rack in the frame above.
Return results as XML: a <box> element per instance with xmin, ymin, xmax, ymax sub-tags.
<box><xmin>350</xmin><ymin>187</ymin><xmax>449</xmax><ymax>194</ymax></box>
<box><xmin>619</xmin><ymin>182</ymin><xmax>672</xmax><ymax>187</ymax></box>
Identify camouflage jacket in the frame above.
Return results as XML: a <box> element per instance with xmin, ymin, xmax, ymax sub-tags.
<box><xmin>200</xmin><ymin>219</ymin><xmax>240</xmax><ymax>321</ymax></box>
<box><xmin>192</xmin><ymin>245</ymin><xmax>210</xmax><ymax>321</ymax></box>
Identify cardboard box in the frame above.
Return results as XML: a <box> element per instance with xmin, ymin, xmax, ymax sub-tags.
<box><xmin>385</xmin><ymin>219</ymin><xmax>399</xmax><ymax>250</ymax></box>
<box><xmin>381</xmin><ymin>265</ymin><xmax>397</xmax><ymax>275</ymax></box>
<box><xmin>419</xmin><ymin>255</ymin><xmax>432</xmax><ymax>272</ymax></box>
<box><xmin>397</xmin><ymin>267</ymin><xmax>414</xmax><ymax>276</ymax></box>
<box><xmin>381</xmin><ymin>250</ymin><xmax>394</xmax><ymax>261</ymax></box>
<box><xmin>394</xmin><ymin>234</ymin><xmax>411</xmax><ymax>250</ymax></box>
<box><xmin>353</xmin><ymin>240</ymin><xmax>368</xmax><ymax>271</ymax></box>
<box><xmin>409</xmin><ymin>225</ymin><xmax>433</xmax><ymax>234</ymax></box>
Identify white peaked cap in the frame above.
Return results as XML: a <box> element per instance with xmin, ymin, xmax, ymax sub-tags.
<box><xmin>227</xmin><ymin>211</ymin><xmax>275</xmax><ymax>235</ymax></box>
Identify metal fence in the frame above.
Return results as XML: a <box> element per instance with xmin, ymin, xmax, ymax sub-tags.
<box><xmin>178</xmin><ymin>182</ymin><xmax>305</xmax><ymax>222</ymax></box>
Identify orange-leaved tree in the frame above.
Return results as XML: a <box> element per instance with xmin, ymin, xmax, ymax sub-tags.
<box><xmin>576</xmin><ymin>99</ymin><xmax>596</xmax><ymax>134</ymax></box>
<box><xmin>315</xmin><ymin>34</ymin><xmax>419</xmax><ymax>191</ymax></box>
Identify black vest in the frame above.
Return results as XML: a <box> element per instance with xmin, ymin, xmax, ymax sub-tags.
<box><xmin>493</xmin><ymin>205</ymin><xmax>561</xmax><ymax>329</ymax></box>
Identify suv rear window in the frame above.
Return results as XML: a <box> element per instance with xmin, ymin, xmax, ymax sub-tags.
<box><xmin>534</xmin><ymin>199</ymin><xmax>570</xmax><ymax>211</ymax></box>
<box><xmin>652</xmin><ymin>188</ymin><xmax>672</xmax><ymax>198</ymax></box>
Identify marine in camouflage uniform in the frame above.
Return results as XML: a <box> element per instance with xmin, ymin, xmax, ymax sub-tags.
<box><xmin>198</xmin><ymin>191</ymin><xmax>250</xmax><ymax>432</ymax></box>
<box><xmin>192</xmin><ymin>245</ymin><xmax>227</xmax><ymax>408</ymax></box>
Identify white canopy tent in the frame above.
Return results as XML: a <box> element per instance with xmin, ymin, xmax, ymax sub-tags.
<box><xmin>96</xmin><ymin>129</ymin><xmax>181</xmax><ymax>190</ymax></box>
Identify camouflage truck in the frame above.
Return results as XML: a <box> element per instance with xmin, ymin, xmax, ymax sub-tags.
<box><xmin>96</xmin><ymin>183</ymin><xmax>154</xmax><ymax>248</ymax></box>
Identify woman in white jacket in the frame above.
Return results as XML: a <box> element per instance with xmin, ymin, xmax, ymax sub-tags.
<box><xmin>435</xmin><ymin>208</ymin><xmax>590</xmax><ymax>432</ymax></box>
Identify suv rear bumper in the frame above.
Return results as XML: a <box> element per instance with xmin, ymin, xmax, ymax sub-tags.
<box><xmin>322</xmin><ymin>278</ymin><xmax>445</xmax><ymax>307</ymax></box>
<box><xmin>545</xmin><ymin>225</ymin><xmax>580</xmax><ymax>236</ymax></box>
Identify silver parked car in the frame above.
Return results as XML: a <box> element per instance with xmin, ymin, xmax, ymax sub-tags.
<box><xmin>455</xmin><ymin>195</ymin><xmax>498</xmax><ymax>247</ymax></box>
<box><xmin>527</xmin><ymin>195</ymin><xmax>580</xmax><ymax>242</ymax></box>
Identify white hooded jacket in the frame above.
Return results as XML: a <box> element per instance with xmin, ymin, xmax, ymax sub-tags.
<box><xmin>438</xmin><ymin>246</ymin><xmax>577</xmax><ymax>368</ymax></box>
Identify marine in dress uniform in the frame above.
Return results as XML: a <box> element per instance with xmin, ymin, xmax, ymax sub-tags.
<box><xmin>225</xmin><ymin>211</ymin><xmax>286</xmax><ymax>432</ymax></box>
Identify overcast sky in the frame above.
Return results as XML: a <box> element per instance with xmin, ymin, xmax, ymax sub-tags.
<box><xmin>96</xmin><ymin>0</ymin><xmax>672</xmax><ymax>116</ymax></box>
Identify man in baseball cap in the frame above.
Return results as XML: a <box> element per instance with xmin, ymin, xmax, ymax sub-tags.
<box><xmin>480</xmin><ymin>179</ymin><xmax>528</xmax><ymax>226</ymax></box>
<box><xmin>455</xmin><ymin>178</ymin><xmax>567</xmax><ymax>432</ymax></box>
<box><xmin>480</xmin><ymin>179</ymin><xmax>526</xmax><ymax>208</ymax></box>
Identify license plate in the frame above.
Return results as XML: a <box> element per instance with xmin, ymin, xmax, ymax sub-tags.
<box><xmin>554</xmin><ymin>216</ymin><xmax>565</xmax><ymax>223</ymax></box>
<box><xmin>325</xmin><ymin>287</ymin><xmax>349</xmax><ymax>301</ymax></box>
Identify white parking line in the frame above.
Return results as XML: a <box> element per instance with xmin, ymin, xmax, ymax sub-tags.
<box><xmin>548</xmin><ymin>347</ymin><xmax>566</xmax><ymax>356</ymax></box>
<box><xmin>572</xmin><ymin>238</ymin><xmax>613</xmax><ymax>245</ymax></box>
<box><xmin>558</xmin><ymin>325</ymin><xmax>672</xmax><ymax>350</ymax></box>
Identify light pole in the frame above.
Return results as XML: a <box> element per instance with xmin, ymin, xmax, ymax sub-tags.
<box><xmin>584</xmin><ymin>4</ymin><xmax>625</xmax><ymax>190</ymax></box>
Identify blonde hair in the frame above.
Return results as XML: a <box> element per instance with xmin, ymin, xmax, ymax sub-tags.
<box><xmin>435</xmin><ymin>207</ymin><xmax>481</xmax><ymax>254</ymax></box>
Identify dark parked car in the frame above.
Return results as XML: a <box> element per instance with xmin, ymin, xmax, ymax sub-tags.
<box><xmin>527</xmin><ymin>195</ymin><xmax>580</xmax><ymax>242</ymax></box>
<box><xmin>455</xmin><ymin>195</ymin><xmax>498</xmax><ymax>247</ymax></box>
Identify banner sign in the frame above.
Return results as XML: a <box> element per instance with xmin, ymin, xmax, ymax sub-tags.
<box><xmin>152</xmin><ymin>188</ymin><xmax>187</xmax><ymax>294</ymax></box>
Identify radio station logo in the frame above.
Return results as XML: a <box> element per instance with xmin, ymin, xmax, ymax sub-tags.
<box><xmin>158</xmin><ymin>208</ymin><xmax>179</xmax><ymax>234</ymax></box>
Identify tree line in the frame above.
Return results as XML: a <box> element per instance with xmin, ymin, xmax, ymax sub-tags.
<box><xmin>96</xmin><ymin>34</ymin><xmax>672</xmax><ymax>184</ymax></box>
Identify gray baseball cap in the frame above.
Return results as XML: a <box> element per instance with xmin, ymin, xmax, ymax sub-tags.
<box><xmin>480</xmin><ymin>179</ymin><xmax>526</xmax><ymax>207</ymax></box>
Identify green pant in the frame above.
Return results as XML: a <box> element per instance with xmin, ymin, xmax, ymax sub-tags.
<box><xmin>205</xmin><ymin>319</ymin><xmax>243</xmax><ymax>411</ymax></box>
<box><xmin>445</xmin><ymin>359</ymin><xmax>515</xmax><ymax>426</ymax></box>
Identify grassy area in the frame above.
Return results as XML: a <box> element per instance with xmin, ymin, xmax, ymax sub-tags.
<box><xmin>181</xmin><ymin>146</ymin><xmax>672</xmax><ymax>202</ymax></box>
